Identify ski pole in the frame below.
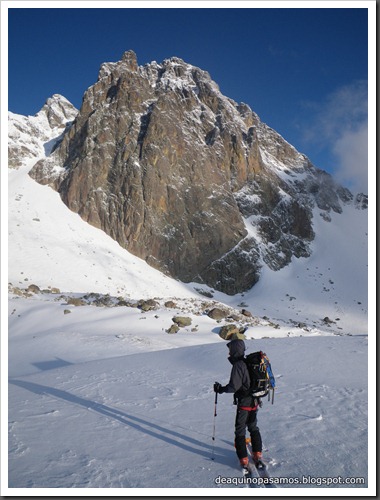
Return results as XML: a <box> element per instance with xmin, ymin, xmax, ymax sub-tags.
<box><xmin>211</xmin><ymin>389</ymin><xmax>218</xmax><ymax>460</ymax></box>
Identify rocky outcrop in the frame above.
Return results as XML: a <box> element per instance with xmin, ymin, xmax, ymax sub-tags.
<box><xmin>8</xmin><ymin>95</ymin><xmax>78</xmax><ymax>169</ymax></box>
<box><xmin>218</xmin><ymin>324</ymin><xmax>246</xmax><ymax>341</ymax></box>
<box><xmin>27</xmin><ymin>51</ymin><xmax>359</xmax><ymax>294</ymax></box>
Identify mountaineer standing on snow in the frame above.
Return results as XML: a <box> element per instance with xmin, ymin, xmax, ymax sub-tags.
<box><xmin>213</xmin><ymin>338</ymin><xmax>263</xmax><ymax>468</ymax></box>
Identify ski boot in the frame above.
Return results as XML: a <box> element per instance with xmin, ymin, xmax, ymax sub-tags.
<box><xmin>239</xmin><ymin>456</ymin><xmax>252</xmax><ymax>477</ymax></box>
<box><xmin>252</xmin><ymin>451</ymin><xmax>266</xmax><ymax>470</ymax></box>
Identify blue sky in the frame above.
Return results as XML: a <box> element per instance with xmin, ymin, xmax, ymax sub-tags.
<box><xmin>7</xmin><ymin>4</ymin><xmax>371</xmax><ymax>193</ymax></box>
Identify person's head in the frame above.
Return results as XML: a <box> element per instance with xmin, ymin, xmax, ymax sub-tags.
<box><xmin>226</xmin><ymin>338</ymin><xmax>246</xmax><ymax>361</ymax></box>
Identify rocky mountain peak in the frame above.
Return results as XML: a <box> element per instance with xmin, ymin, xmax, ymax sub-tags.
<box><xmin>25</xmin><ymin>51</ymin><xmax>364</xmax><ymax>294</ymax></box>
<box><xmin>39</xmin><ymin>94</ymin><xmax>78</xmax><ymax>129</ymax></box>
<box><xmin>121</xmin><ymin>49</ymin><xmax>138</xmax><ymax>71</ymax></box>
<box><xmin>8</xmin><ymin>94</ymin><xmax>78</xmax><ymax>170</ymax></box>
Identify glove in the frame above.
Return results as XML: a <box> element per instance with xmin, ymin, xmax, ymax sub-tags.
<box><xmin>213</xmin><ymin>382</ymin><xmax>221</xmax><ymax>393</ymax></box>
<box><xmin>214</xmin><ymin>382</ymin><xmax>225</xmax><ymax>394</ymax></box>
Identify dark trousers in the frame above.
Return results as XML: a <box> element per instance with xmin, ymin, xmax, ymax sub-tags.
<box><xmin>234</xmin><ymin>407</ymin><xmax>262</xmax><ymax>459</ymax></box>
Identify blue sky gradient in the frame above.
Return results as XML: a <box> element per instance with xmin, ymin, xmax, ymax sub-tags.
<box><xmin>7</xmin><ymin>5</ymin><xmax>370</xmax><ymax>192</ymax></box>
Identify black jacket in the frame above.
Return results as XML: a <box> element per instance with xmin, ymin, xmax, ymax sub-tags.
<box><xmin>222</xmin><ymin>340</ymin><xmax>253</xmax><ymax>405</ymax></box>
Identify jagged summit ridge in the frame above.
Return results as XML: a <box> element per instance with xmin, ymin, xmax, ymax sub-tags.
<box><xmin>40</xmin><ymin>94</ymin><xmax>78</xmax><ymax>129</ymax></box>
<box><xmin>8</xmin><ymin>94</ymin><xmax>78</xmax><ymax>170</ymax></box>
<box><xmin>25</xmin><ymin>51</ymin><xmax>362</xmax><ymax>294</ymax></box>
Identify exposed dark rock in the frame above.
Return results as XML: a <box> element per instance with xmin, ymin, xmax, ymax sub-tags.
<box><xmin>164</xmin><ymin>300</ymin><xmax>177</xmax><ymax>309</ymax></box>
<box><xmin>167</xmin><ymin>324</ymin><xmax>179</xmax><ymax>334</ymax></box>
<box><xmin>219</xmin><ymin>324</ymin><xmax>246</xmax><ymax>341</ymax></box>
<box><xmin>139</xmin><ymin>299</ymin><xmax>159</xmax><ymax>311</ymax></box>
<box><xmin>172</xmin><ymin>316</ymin><xmax>192</xmax><ymax>327</ymax></box>
<box><xmin>207</xmin><ymin>308</ymin><xmax>228</xmax><ymax>320</ymax></box>
<box><xmin>241</xmin><ymin>309</ymin><xmax>253</xmax><ymax>318</ymax></box>
<box><xmin>66</xmin><ymin>297</ymin><xmax>86</xmax><ymax>306</ymax></box>
<box><xmin>26</xmin><ymin>51</ymin><xmax>363</xmax><ymax>294</ymax></box>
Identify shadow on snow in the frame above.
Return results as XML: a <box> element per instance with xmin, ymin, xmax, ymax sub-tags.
<box><xmin>10</xmin><ymin>378</ymin><xmax>232</xmax><ymax>467</ymax></box>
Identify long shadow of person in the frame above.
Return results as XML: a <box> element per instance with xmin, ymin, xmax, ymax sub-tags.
<box><xmin>10</xmin><ymin>379</ymin><xmax>232</xmax><ymax>466</ymax></box>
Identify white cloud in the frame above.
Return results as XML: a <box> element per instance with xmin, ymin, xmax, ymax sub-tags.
<box><xmin>302</xmin><ymin>80</ymin><xmax>368</xmax><ymax>194</ymax></box>
<box><xmin>333</xmin><ymin>121</ymin><xmax>368</xmax><ymax>194</ymax></box>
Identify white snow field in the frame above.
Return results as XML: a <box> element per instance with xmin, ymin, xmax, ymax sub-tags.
<box><xmin>8</xmin><ymin>303</ymin><xmax>369</xmax><ymax>493</ymax></box>
<box><xmin>4</xmin><ymin>108</ymin><xmax>374</xmax><ymax>495</ymax></box>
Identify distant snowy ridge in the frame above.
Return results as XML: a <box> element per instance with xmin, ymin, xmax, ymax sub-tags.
<box><xmin>8</xmin><ymin>94</ymin><xmax>78</xmax><ymax>170</ymax></box>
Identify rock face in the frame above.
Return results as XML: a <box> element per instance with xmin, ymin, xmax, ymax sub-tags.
<box><xmin>27</xmin><ymin>50</ymin><xmax>361</xmax><ymax>294</ymax></box>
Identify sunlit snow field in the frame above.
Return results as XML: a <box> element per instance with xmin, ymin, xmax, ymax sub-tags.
<box><xmin>5</xmin><ymin>107</ymin><xmax>372</xmax><ymax>494</ymax></box>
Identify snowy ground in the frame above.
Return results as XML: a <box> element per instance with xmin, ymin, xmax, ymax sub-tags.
<box><xmin>4</xmin><ymin>148</ymin><xmax>374</xmax><ymax>494</ymax></box>
<box><xmin>7</xmin><ymin>297</ymin><xmax>370</xmax><ymax>493</ymax></box>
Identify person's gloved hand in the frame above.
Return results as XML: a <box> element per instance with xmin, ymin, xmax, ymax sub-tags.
<box><xmin>213</xmin><ymin>382</ymin><xmax>225</xmax><ymax>393</ymax></box>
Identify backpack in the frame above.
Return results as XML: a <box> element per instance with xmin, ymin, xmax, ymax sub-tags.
<box><xmin>244</xmin><ymin>351</ymin><xmax>276</xmax><ymax>404</ymax></box>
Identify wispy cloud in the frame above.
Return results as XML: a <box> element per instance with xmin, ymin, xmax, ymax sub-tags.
<box><xmin>302</xmin><ymin>80</ymin><xmax>368</xmax><ymax>194</ymax></box>
<box><xmin>332</xmin><ymin>121</ymin><xmax>368</xmax><ymax>194</ymax></box>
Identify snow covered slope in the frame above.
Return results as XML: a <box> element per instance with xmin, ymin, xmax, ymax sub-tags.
<box><xmin>8</xmin><ymin>300</ymin><xmax>369</xmax><ymax>491</ymax></box>
<box><xmin>6</xmin><ymin>164</ymin><xmax>372</xmax><ymax>494</ymax></box>
<box><xmin>8</xmin><ymin>160</ymin><xmax>200</xmax><ymax>301</ymax></box>
<box><xmin>5</xmin><ymin>97</ymin><xmax>372</xmax><ymax>494</ymax></box>
<box><xmin>8</xmin><ymin>109</ymin><xmax>368</xmax><ymax>336</ymax></box>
